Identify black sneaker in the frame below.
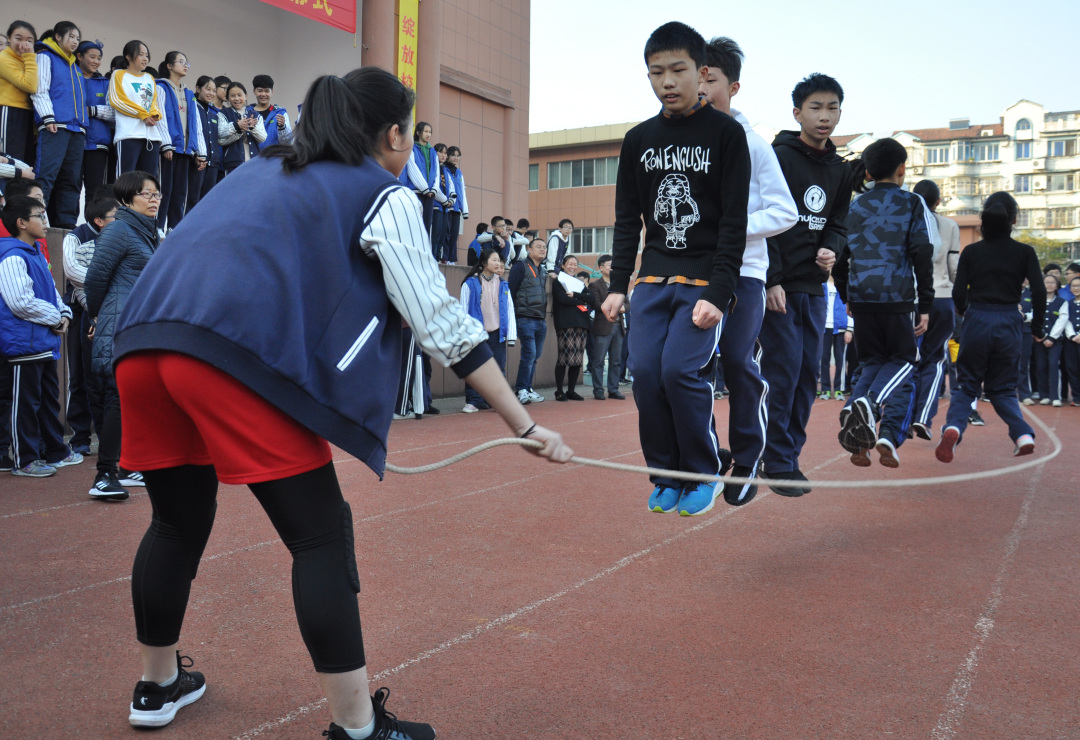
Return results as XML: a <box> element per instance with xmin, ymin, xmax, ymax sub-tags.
<box><xmin>324</xmin><ymin>687</ymin><xmax>436</xmax><ymax>740</ymax></box>
<box><xmin>723</xmin><ymin>463</ymin><xmax>758</xmax><ymax>506</ymax></box>
<box><xmin>118</xmin><ymin>468</ymin><xmax>146</xmax><ymax>487</ymax></box>
<box><xmin>0</xmin><ymin>455</ymin><xmax>13</xmax><ymax>472</ymax></box>
<box><xmin>968</xmin><ymin>410</ymin><xmax>985</xmax><ymax>427</ymax></box>
<box><xmin>767</xmin><ymin>469</ymin><xmax>810</xmax><ymax>497</ymax></box>
<box><xmin>911</xmin><ymin>422</ymin><xmax>933</xmax><ymax>441</ymax></box>
<box><xmin>718</xmin><ymin>447</ymin><xmax>733</xmax><ymax>476</ymax></box>
<box><xmin>129</xmin><ymin>651</ymin><xmax>206</xmax><ymax>727</ymax></box>
<box><xmin>842</xmin><ymin>397</ymin><xmax>878</xmax><ymax>448</ymax></box>
<box><xmin>89</xmin><ymin>471</ymin><xmax>129</xmax><ymax>501</ymax></box>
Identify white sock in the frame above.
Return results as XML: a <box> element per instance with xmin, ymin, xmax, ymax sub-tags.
<box><xmin>341</xmin><ymin>715</ymin><xmax>377</xmax><ymax>739</ymax></box>
<box><xmin>142</xmin><ymin>670</ymin><xmax>178</xmax><ymax>687</ymax></box>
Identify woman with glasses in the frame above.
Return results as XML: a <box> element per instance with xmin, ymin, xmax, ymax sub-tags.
<box><xmin>108</xmin><ymin>40</ymin><xmax>169</xmax><ymax>180</ymax></box>
<box><xmin>83</xmin><ymin>170</ymin><xmax>161</xmax><ymax>500</ymax></box>
<box><xmin>154</xmin><ymin>51</ymin><xmax>204</xmax><ymax>233</ymax></box>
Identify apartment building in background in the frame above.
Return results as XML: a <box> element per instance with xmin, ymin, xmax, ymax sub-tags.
<box><xmin>529</xmin><ymin>100</ymin><xmax>1080</xmax><ymax>261</ymax></box>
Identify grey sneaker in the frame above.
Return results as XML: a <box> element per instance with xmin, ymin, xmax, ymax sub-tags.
<box><xmin>527</xmin><ymin>389</ymin><xmax>544</xmax><ymax>403</ymax></box>
<box><xmin>12</xmin><ymin>460</ymin><xmax>57</xmax><ymax>477</ymax></box>
<box><xmin>50</xmin><ymin>451</ymin><xmax>84</xmax><ymax>468</ymax></box>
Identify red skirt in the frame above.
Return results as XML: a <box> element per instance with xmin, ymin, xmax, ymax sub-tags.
<box><xmin>116</xmin><ymin>352</ymin><xmax>332</xmax><ymax>484</ymax></box>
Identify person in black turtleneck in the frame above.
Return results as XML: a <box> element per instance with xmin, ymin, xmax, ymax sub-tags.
<box><xmin>935</xmin><ymin>191</ymin><xmax>1046</xmax><ymax>463</ymax></box>
<box><xmin>757</xmin><ymin>72</ymin><xmax>853</xmax><ymax>497</ymax></box>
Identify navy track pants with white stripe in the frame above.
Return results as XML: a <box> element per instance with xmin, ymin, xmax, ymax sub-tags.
<box><xmin>719</xmin><ymin>277</ymin><xmax>769</xmax><ymax>468</ymax></box>
<box><xmin>845</xmin><ymin>311</ymin><xmax>918</xmax><ymax>446</ymax></box>
<box><xmin>629</xmin><ymin>281</ymin><xmax>722</xmax><ymax>490</ymax></box>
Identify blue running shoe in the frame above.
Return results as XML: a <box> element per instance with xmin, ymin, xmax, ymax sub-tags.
<box><xmin>678</xmin><ymin>481</ymin><xmax>720</xmax><ymax>516</ymax></box>
<box><xmin>647</xmin><ymin>485</ymin><xmax>681</xmax><ymax>513</ymax></box>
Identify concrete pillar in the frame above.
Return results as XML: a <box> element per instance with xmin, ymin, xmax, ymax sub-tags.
<box><xmin>415</xmin><ymin>0</ymin><xmax>442</xmax><ymax>128</ymax></box>
<box><xmin>361</xmin><ymin>0</ymin><xmax>396</xmax><ymax>71</ymax></box>
<box><xmin>503</xmin><ymin>106</ymin><xmax>515</xmax><ymax>216</ymax></box>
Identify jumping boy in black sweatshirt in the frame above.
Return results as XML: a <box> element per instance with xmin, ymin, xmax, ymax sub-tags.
<box><xmin>758</xmin><ymin>73</ymin><xmax>852</xmax><ymax>496</ymax></box>
<box><xmin>602</xmin><ymin>21</ymin><xmax>750</xmax><ymax>517</ymax></box>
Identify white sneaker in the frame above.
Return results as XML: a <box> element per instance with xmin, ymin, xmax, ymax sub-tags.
<box><xmin>462</xmin><ymin>403</ymin><xmax>479</xmax><ymax>413</ymax></box>
<box><xmin>1052</xmin><ymin>400</ymin><xmax>1062</xmax><ymax>407</ymax></box>
<box><xmin>1021</xmin><ymin>397</ymin><xmax>1035</xmax><ymax>406</ymax></box>
<box><xmin>1039</xmin><ymin>398</ymin><xmax>1051</xmax><ymax>405</ymax></box>
<box><xmin>527</xmin><ymin>389</ymin><xmax>544</xmax><ymax>403</ymax></box>
<box><xmin>1013</xmin><ymin>434</ymin><xmax>1035</xmax><ymax>456</ymax></box>
<box><xmin>517</xmin><ymin>389</ymin><xmax>532</xmax><ymax>405</ymax></box>
<box><xmin>118</xmin><ymin>468</ymin><xmax>145</xmax><ymax>487</ymax></box>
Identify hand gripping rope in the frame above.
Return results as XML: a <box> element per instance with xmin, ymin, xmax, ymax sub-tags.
<box><xmin>384</xmin><ymin>408</ymin><xmax>1062</xmax><ymax>489</ymax></box>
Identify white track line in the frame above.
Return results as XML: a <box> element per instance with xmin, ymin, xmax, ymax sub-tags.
<box><xmin>929</xmin><ymin>426</ymin><xmax>1053</xmax><ymax>739</ymax></box>
<box><xmin>234</xmin><ymin>452</ymin><xmax>848</xmax><ymax>739</ymax></box>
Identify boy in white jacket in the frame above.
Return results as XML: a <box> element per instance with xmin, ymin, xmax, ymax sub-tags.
<box><xmin>699</xmin><ymin>36</ymin><xmax>798</xmax><ymax>506</ymax></box>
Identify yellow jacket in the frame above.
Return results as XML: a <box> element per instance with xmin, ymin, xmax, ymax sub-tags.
<box><xmin>0</xmin><ymin>46</ymin><xmax>38</xmax><ymax>109</ymax></box>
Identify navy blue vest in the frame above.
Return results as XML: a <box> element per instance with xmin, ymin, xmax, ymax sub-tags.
<box><xmin>198</xmin><ymin>102</ymin><xmax>223</xmax><ymax>168</ymax></box>
<box><xmin>114</xmin><ymin>155</ymin><xmax>407</xmax><ymax>475</ymax></box>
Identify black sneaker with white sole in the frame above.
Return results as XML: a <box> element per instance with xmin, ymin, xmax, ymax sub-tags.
<box><xmin>723</xmin><ymin>463</ymin><xmax>758</xmax><ymax>506</ymax></box>
<box><xmin>118</xmin><ymin>468</ymin><xmax>146</xmax><ymax>487</ymax></box>
<box><xmin>842</xmin><ymin>397</ymin><xmax>878</xmax><ymax>449</ymax></box>
<box><xmin>129</xmin><ymin>651</ymin><xmax>206</xmax><ymax>728</ymax></box>
<box><xmin>911</xmin><ymin>422</ymin><xmax>933</xmax><ymax>441</ymax></box>
<box><xmin>89</xmin><ymin>471</ymin><xmax>129</xmax><ymax>501</ymax></box>
<box><xmin>324</xmin><ymin>687</ymin><xmax>436</xmax><ymax>740</ymax></box>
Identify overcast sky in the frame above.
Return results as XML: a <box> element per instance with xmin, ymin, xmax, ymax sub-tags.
<box><xmin>529</xmin><ymin>0</ymin><xmax>1078</xmax><ymax>137</ymax></box>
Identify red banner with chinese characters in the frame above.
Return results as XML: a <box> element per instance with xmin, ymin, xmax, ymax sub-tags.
<box><xmin>257</xmin><ymin>0</ymin><xmax>356</xmax><ymax>34</ymax></box>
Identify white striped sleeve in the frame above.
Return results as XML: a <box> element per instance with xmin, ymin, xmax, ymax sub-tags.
<box><xmin>359</xmin><ymin>186</ymin><xmax>487</xmax><ymax>367</ymax></box>
<box><xmin>0</xmin><ymin>255</ymin><xmax>62</xmax><ymax>325</ymax></box>
<box><xmin>31</xmin><ymin>53</ymin><xmax>54</xmax><ymax>123</ymax></box>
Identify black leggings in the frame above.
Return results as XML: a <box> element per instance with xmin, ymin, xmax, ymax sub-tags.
<box><xmin>132</xmin><ymin>462</ymin><xmax>366</xmax><ymax>673</ymax></box>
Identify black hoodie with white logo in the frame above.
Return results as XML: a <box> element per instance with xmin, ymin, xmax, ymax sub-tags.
<box><xmin>765</xmin><ymin>130</ymin><xmax>853</xmax><ymax>295</ymax></box>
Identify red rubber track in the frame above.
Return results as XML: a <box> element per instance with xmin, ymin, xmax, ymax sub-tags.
<box><xmin>1</xmin><ymin>395</ymin><xmax>1077</xmax><ymax>738</ymax></box>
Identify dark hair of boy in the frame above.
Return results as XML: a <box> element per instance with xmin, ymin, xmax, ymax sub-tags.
<box><xmin>475</xmin><ymin>222</ymin><xmax>488</xmax><ymax>235</ymax></box>
<box><xmin>980</xmin><ymin>191</ymin><xmax>1018</xmax><ymax>240</ymax></box>
<box><xmin>597</xmin><ymin>253</ymin><xmax>612</xmax><ymax>267</ymax></box>
<box><xmin>516</xmin><ymin>218</ymin><xmax>529</xmax><ymax>230</ymax></box>
<box><xmin>214</xmin><ymin>75</ymin><xmax>231</xmax><ymax>88</ymax></box>
<box><xmin>1043</xmin><ymin>263</ymin><xmax>1060</xmax><ymax>274</ymax></box>
<box><xmin>912</xmin><ymin>179</ymin><xmax>941</xmax><ymax>211</ymax></box>
<box><xmin>861</xmin><ymin>138</ymin><xmax>907</xmax><ymax>180</ymax></box>
<box><xmin>704</xmin><ymin>36</ymin><xmax>742</xmax><ymax>83</ymax></box>
<box><xmin>643</xmin><ymin>21</ymin><xmax>706</xmax><ymax>67</ymax></box>
<box><xmin>252</xmin><ymin>74</ymin><xmax>274</xmax><ymax>90</ymax></box>
<box><xmin>113</xmin><ymin>170</ymin><xmax>160</xmax><ymax>205</ymax></box>
<box><xmin>263</xmin><ymin>68</ymin><xmax>414</xmax><ymax>173</ymax></box>
<box><xmin>3</xmin><ymin>178</ymin><xmax>43</xmax><ymax>200</ymax></box>
<box><xmin>226</xmin><ymin>81</ymin><xmax>247</xmax><ymax>96</ymax></box>
<box><xmin>792</xmin><ymin>73</ymin><xmax>844</xmax><ymax>108</ymax></box>
<box><xmin>490</xmin><ymin>216</ymin><xmax>504</xmax><ymax>228</ymax></box>
<box><xmin>558</xmin><ymin>218</ymin><xmax>573</xmax><ymax>229</ymax></box>
<box><xmin>86</xmin><ymin>196</ymin><xmax>120</xmax><ymax>228</ymax></box>
<box><xmin>0</xmin><ymin>195</ymin><xmax>41</xmax><ymax>235</ymax></box>
<box><xmin>1066</xmin><ymin>262</ymin><xmax>1080</xmax><ymax>273</ymax></box>
<box><xmin>447</xmin><ymin>145</ymin><xmax>460</xmax><ymax>157</ymax></box>
<box><xmin>413</xmin><ymin>121</ymin><xmax>431</xmax><ymax>142</ymax></box>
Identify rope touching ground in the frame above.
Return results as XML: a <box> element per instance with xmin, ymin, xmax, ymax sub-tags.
<box><xmin>384</xmin><ymin>407</ymin><xmax>1063</xmax><ymax>490</ymax></box>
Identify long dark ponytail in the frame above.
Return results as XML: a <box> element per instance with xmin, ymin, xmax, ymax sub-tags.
<box><xmin>264</xmin><ymin>67</ymin><xmax>415</xmax><ymax>174</ymax></box>
<box><xmin>980</xmin><ymin>191</ymin><xmax>1017</xmax><ymax>240</ymax></box>
<box><xmin>157</xmin><ymin>50</ymin><xmax>183</xmax><ymax>80</ymax></box>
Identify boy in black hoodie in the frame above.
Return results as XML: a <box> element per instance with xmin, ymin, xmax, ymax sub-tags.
<box><xmin>602</xmin><ymin>21</ymin><xmax>750</xmax><ymax>517</ymax></box>
<box><xmin>759</xmin><ymin>73</ymin><xmax>852</xmax><ymax>496</ymax></box>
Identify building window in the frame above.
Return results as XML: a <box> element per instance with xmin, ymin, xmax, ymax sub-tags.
<box><xmin>1014</xmin><ymin>175</ymin><xmax>1031</xmax><ymax>194</ymax></box>
<box><xmin>1015</xmin><ymin>118</ymin><xmax>1031</xmax><ymax>132</ymax></box>
<box><xmin>957</xmin><ymin>141</ymin><xmax>999</xmax><ymax>162</ymax></box>
<box><xmin>1048</xmin><ymin>173</ymin><xmax>1075</xmax><ymax>192</ymax></box>
<box><xmin>547</xmin><ymin>156</ymin><xmax>619</xmax><ymax>189</ymax></box>
<box><xmin>1016</xmin><ymin>209</ymin><xmax>1032</xmax><ymax>228</ymax></box>
<box><xmin>926</xmin><ymin>146</ymin><xmax>949</xmax><ymax>164</ymax></box>
<box><xmin>1046</xmin><ymin>207</ymin><xmax>1077</xmax><ymax>228</ymax></box>
<box><xmin>568</xmin><ymin>226</ymin><xmax>614</xmax><ymax>254</ymax></box>
<box><xmin>1015</xmin><ymin>141</ymin><xmax>1031</xmax><ymax>159</ymax></box>
<box><xmin>1048</xmin><ymin>138</ymin><xmax>1077</xmax><ymax>157</ymax></box>
<box><xmin>529</xmin><ymin>164</ymin><xmax>539</xmax><ymax>191</ymax></box>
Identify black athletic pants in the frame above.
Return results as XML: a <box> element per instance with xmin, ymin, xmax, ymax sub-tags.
<box><xmin>132</xmin><ymin>462</ymin><xmax>365</xmax><ymax>673</ymax></box>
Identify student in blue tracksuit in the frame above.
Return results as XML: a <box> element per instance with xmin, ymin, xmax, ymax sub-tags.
<box><xmin>186</xmin><ymin>76</ymin><xmax>222</xmax><ymax>210</ymax></box>
<box><xmin>699</xmin><ymin>35</ymin><xmax>798</xmax><ymax>505</ymax></box>
<box><xmin>31</xmin><ymin>21</ymin><xmax>88</xmax><ymax>228</ymax></box>
<box><xmin>219</xmin><ymin>82</ymin><xmax>265</xmax><ymax>174</ymax></box>
<box><xmin>445</xmin><ymin>146</ymin><xmax>469</xmax><ymax>264</ymax></box>
<box><xmin>76</xmin><ymin>40</ymin><xmax>114</xmax><ymax>204</ymax></box>
<box><xmin>459</xmin><ymin>247</ymin><xmax>516</xmax><ymax>411</ymax></box>
<box><xmin>109</xmin><ymin>67</ymin><xmax>570</xmax><ymax>739</ymax></box>
<box><xmin>430</xmin><ymin>143</ymin><xmax>455</xmax><ymax>261</ymax></box>
<box><xmin>247</xmin><ymin>74</ymin><xmax>292</xmax><ymax>152</ymax></box>
<box><xmin>936</xmin><ymin>192</ymin><xmax>1046</xmax><ymax>462</ymax></box>
<box><xmin>1033</xmin><ymin>274</ymin><xmax>1066</xmax><ymax>405</ymax></box>
<box><xmin>398</xmin><ymin>121</ymin><xmax>444</xmax><ymax>235</ymax></box>
<box><xmin>155</xmin><ymin>51</ymin><xmax>205</xmax><ymax>232</ymax></box>
<box><xmin>820</xmin><ymin>277</ymin><xmax>851</xmax><ymax>399</ymax></box>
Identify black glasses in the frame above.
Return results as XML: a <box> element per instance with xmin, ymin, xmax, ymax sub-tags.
<box><xmin>136</xmin><ymin>191</ymin><xmax>163</xmax><ymax>201</ymax></box>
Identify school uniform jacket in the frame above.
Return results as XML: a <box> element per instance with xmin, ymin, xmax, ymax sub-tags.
<box><xmin>446</xmin><ymin>164</ymin><xmax>468</xmax><ymax>216</ymax></box>
<box><xmin>460</xmin><ymin>274</ymin><xmax>517</xmax><ymax>344</ymax></box>
<box><xmin>108</xmin><ymin>70</ymin><xmax>170</xmax><ymax>144</ymax></box>
<box><xmin>247</xmin><ymin>104</ymin><xmax>292</xmax><ymax>151</ymax></box>
<box><xmin>0</xmin><ymin>236</ymin><xmax>69</xmax><ymax>360</ymax></box>
<box><xmin>765</xmin><ymin>130</ymin><xmax>853</xmax><ymax>296</ymax></box>
<box><xmin>1049</xmin><ymin>297</ymin><xmax>1079</xmax><ymax>340</ymax></box>
<box><xmin>400</xmin><ymin>143</ymin><xmax>447</xmax><ymax>204</ymax></box>
<box><xmin>156</xmin><ymin>80</ymin><xmax>206</xmax><ymax>157</ymax></box>
<box><xmin>113</xmin><ymin>155</ymin><xmax>491</xmax><ymax>477</ymax></box>
<box><xmin>196</xmin><ymin>101</ymin><xmax>224</xmax><ymax>169</ymax></box>
<box><xmin>83</xmin><ymin>73</ymin><xmax>114</xmax><ymax>151</ymax></box>
<box><xmin>31</xmin><ymin>38</ymin><xmax>88</xmax><ymax>133</ymax></box>
<box><xmin>731</xmin><ymin>109</ymin><xmax>797</xmax><ymax>282</ymax></box>
<box><xmin>219</xmin><ymin>106</ymin><xmax>266</xmax><ymax>170</ymax></box>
